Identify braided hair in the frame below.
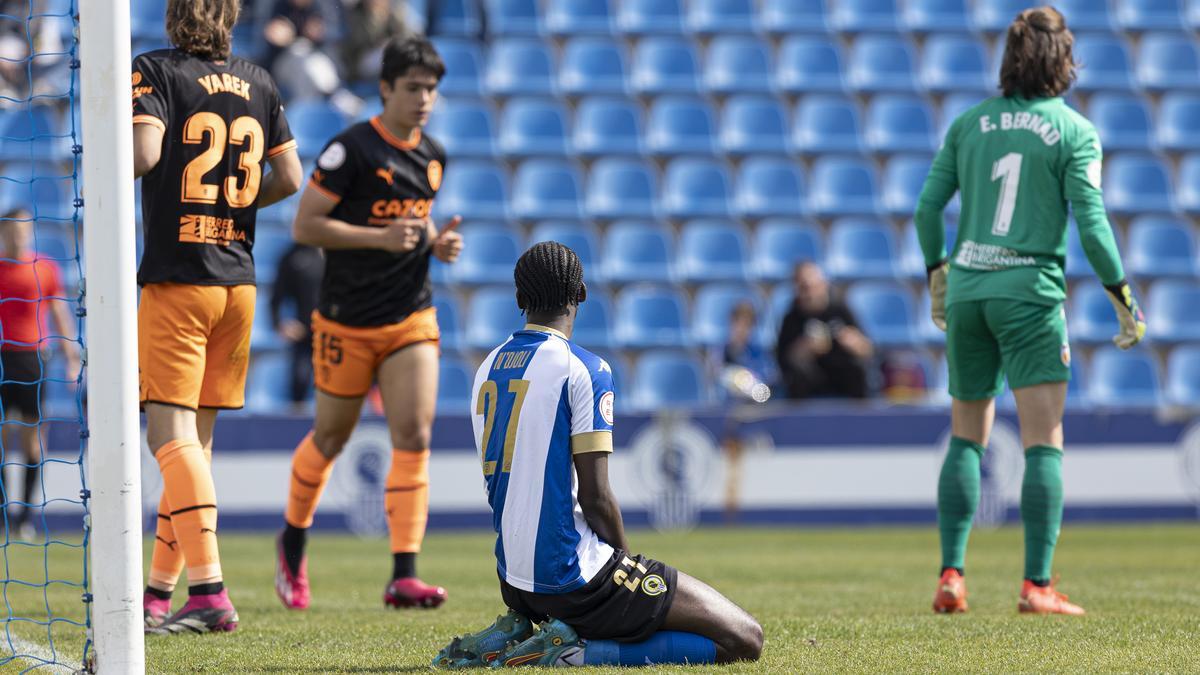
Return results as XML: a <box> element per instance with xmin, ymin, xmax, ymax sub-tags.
<box><xmin>514</xmin><ymin>241</ymin><xmax>584</xmax><ymax>316</ymax></box>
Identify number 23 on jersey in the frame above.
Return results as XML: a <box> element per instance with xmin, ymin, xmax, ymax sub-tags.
<box><xmin>181</xmin><ymin>112</ymin><xmax>264</xmax><ymax>208</ymax></box>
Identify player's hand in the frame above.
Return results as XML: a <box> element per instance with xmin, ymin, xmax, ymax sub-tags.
<box><xmin>927</xmin><ymin>261</ymin><xmax>948</xmax><ymax>332</ymax></box>
<box><xmin>277</xmin><ymin>318</ymin><xmax>307</xmax><ymax>342</ymax></box>
<box><xmin>432</xmin><ymin>216</ymin><xmax>464</xmax><ymax>263</ymax></box>
<box><xmin>379</xmin><ymin>219</ymin><xmax>426</xmax><ymax>253</ymax></box>
<box><xmin>1104</xmin><ymin>281</ymin><xmax>1146</xmax><ymax>350</ymax></box>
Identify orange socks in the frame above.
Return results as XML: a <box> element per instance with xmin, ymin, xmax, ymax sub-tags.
<box><xmin>285</xmin><ymin>432</ymin><xmax>336</xmax><ymax>529</ymax></box>
<box><xmin>155</xmin><ymin>439</ymin><xmax>222</xmax><ymax>585</ymax></box>
<box><xmin>385</xmin><ymin>449</ymin><xmax>430</xmax><ymax>553</ymax></box>
<box><xmin>148</xmin><ymin>492</ymin><xmax>184</xmax><ymax>592</ymax></box>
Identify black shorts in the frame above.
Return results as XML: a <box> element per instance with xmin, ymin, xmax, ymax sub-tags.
<box><xmin>500</xmin><ymin>550</ymin><xmax>678</xmax><ymax>643</ymax></box>
<box><xmin>0</xmin><ymin>350</ymin><xmax>44</xmax><ymax>418</ymax></box>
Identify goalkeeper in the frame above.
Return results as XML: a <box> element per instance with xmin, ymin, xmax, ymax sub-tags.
<box><xmin>915</xmin><ymin>6</ymin><xmax>1144</xmax><ymax>616</ymax></box>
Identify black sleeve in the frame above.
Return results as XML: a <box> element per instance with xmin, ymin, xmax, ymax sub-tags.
<box><xmin>265</xmin><ymin>79</ymin><xmax>296</xmax><ymax>159</ymax></box>
<box><xmin>308</xmin><ymin>133</ymin><xmax>359</xmax><ymax>203</ymax></box>
<box><xmin>131</xmin><ymin>53</ymin><xmax>170</xmax><ymax>131</ymax></box>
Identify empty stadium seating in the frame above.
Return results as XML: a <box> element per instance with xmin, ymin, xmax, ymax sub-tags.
<box><xmin>510</xmin><ymin>159</ymin><xmax>584</xmax><ymax>219</ymax></box>
<box><xmin>613</xmin><ymin>286</ymin><xmax>689</xmax><ymax>348</ymax></box>
<box><xmin>827</xmin><ymin>219</ymin><xmax>900</xmax><ymax>280</ymax></box>
<box><xmin>677</xmin><ymin>220</ymin><xmax>750</xmax><ymax>282</ymax></box>
<box><xmin>1147</xmin><ymin>281</ymin><xmax>1200</xmax><ymax>342</ymax></box>
<box><xmin>1126</xmin><ymin>216</ymin><xmax>1198</xmax><ymax>278</ymax></box>
<box><xmin>1088</xmin><ymin>348</ymin><xmax>1161</xmax><ymax>408</ymax></box>
<box><xmin>734</xmin><ymin>158</ymin><xmax>805</xmax><ymax>218</ymax></box>
<box><xmin>546</xmin><ymin>0</ymin><xmax>615</xmax><ymax>35</ymax></box>
<box><xmin>601</xmin><ymin>221</ymin><xmax>674</xmax><ymax>283</ymax></box>
<box><xmin>691</xmin><ymin>283</ymin><xmax>767</xmax><ymax>346</ymax></box>
<box><xmin>559</xmin><ymin>38</ymin><xmax>629</xmax><ymax>95</ymax></box>
<box><xmin>1165</xmin><ymin>346</ymin><xmax>1200</xmax><ymax>407</ymax></box>
<box><xmin>498</xmin><ymin>98</ymin><xmax>570</xmax><ymax>156</ymax></box>
<box><xmin>453</xmin><ymin>223</ymin><xmax>522</xmax><ymax>284</ymax></box>
<box><xmin>573</xmin><ymin>97</ymin><xmax>643</xmax><ymax>156</ymax></box>
<box><xmin>845</xmin><ymin>282</ymin><xmax>918</xmax><ymax>347</ymax></box>
<box><xmin>719</xmin><ymin>96</ymin><xmax>788</xmax><ymax>156</ymax></box>
<box><xmin>903</xmin><ymin>0</ymin><xmax>970</xmax><ymax>33</ymax></box>
<box><xmin>753</xmin><ymin>219</ymin><xmax>823</xmax><ymax>281</ymax></box>
<box><xmin>427</xmin><ymin>98</ymin><xmax>497</xmax><ymax>157</ymax></box>
<box><xmin>1156</xmin><ymin>93</ymin><xmax>1200</xmax><ymax>152</ymax></box>
<box><xmin>629</xmin><ymin>350</ymin><xmax>708</xmax><ymax>409</ymax></box>
<box><xmin>585</xmin><ymin>157</ymin><xmax>658</xmax><ymax>219</ymax></box>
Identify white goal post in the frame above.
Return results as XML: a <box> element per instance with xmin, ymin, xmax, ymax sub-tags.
<box><xmin>79</xmin><ymin>0</ymin><xmax>145</xmax><ymax>672</ymax></box>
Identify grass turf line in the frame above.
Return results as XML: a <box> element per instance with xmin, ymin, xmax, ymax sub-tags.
<box><xmin>5</xmin><ymin>524</ymin><xmax>1200</xmax><ymax>673</ymax></box>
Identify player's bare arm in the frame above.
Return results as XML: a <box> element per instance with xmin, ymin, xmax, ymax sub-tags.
<box><xmin>132</xmin><ymin>122</ymin><xmax>163</xmax><ymax>178</ymax></box>
<box><xmin>573</xmin><ymin>451</ymin><xmax>629</xmax><ymax>553</ymax></box>
<box><xmin>256</xmin><ymin>148</ymin><xmax>303</xmax><ymax>208</ymax></box>
<box><xmin>293</xmin><ymin>185</ymin><xmax>425</xmax><ymax>252</ymax></box>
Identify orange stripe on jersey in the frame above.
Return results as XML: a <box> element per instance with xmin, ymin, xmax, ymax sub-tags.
<box><xmin>307</xmin><ymin>177</ymin><xmax>342</xmax><ymax>203</ymax></box>
<box><xmin>267</xmin><ymin>138</ymin><xmax>297</xmax><ymax>158</ymax></box>
<box><xmin>133</xmin><ymin>114</ymin><xmax>166</xmax><ymax>132</ymax></box>
<box><xmin>370</xmin><ymin>116</ymin><xmax>421</xmax><ymax>151</ymax></box>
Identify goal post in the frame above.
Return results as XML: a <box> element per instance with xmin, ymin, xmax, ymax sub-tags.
<box><xmin>79</xmin><ymin>0</ymin><xmax>145</xmax><ymax>671</ymax></box>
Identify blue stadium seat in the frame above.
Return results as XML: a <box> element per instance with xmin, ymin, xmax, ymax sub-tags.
<box><xmin>130</xmin><ymin>0</ymin><xmax>167</xmax><ymax>40</ymax></box>
<box><xmin>646</xmin><ymin>96</ymin><xmax>717</xmax><ymax>156</ymax></box>
<box><xmin>678</xmin><ymin>220</ymin><xmax>750</xmax><ymax>282</ymax></box>
<box><xmin>511</xmin><ymin>159</ymin><xmax>584</xmax><ymax>220</ymax></box>
<box><xmin>830</xmin><ymin>0</ymin><xmax>899</xmax><ymax>32</ymax></box>
<box><xmin>253</xmin><ymin>229</ymin><xmax>292</xmax><ymax>285</ymax></box>
<box><xmin>1165</xmin><ymin>346</ymin><xmax>1200</xmax><ymax>406</ymax></box>
<box><xmin>432</xmin><ymin>160</ymin><xmax>508</xmax><ymax>220</ymax></box>
<box><xmin>559</xmin><ymin>38</ymin><xmax>628</xmax><ymax>96</ymax></box>
<box><xmin>734</xmin><ymin>158</ymin><xmax>806</xmax><ymax>219</ymax></box>
<box><xmin>686</xmin><ymin>0</ymin><xmax>756</xmax><ymax>34</ymax></box>
<box><xmin>775</xmin><ymin>36</ymin><xmax>846</xmax><ymax>94</ymax></box>
<box><xmin>1115</xmin><ymin>0</ymin><xmax>1184</xmax><ymax>31</ymax></box>
<box><xmin>902</xmin><ymin>0</ymin><xmax>970</xmax><ymax>32</ymax></box>
<box><xmin>1127</xmin><ymin>216</ymin><xmax>1198</xmax><ymax>279</ymax></box>
<box><xmin>453</xmin><ymin>223</ymin><xmax>523</xmax><ymax>284</ymax></box>
<box><xmin>0</xmin><ymin>106</ymin><xmax>69</xmax><ymax>161</ymax></box>
<box><xmin>572</xmin><ymin>287</ymin><xmax>614</xmax><ymax>349</ymax></box>
<box><xmin>585</xmin><ymin>158</ymin><xmax>658</xmax><ymax>219</ymax></box>
<box><xmin>662</xmin><ymin>158</ymin><xmax>732</xmax><ymax>218</ymax></box>
<box><xmin>433</xmin><ymin>0</ymin><xmax>484</xmax><ymax>35</ymax></box>
<box><xmin>939</xmin><ymin>93</ymin><xmax>982</xmax><ymax>139</ymax></box>
<box><xmin>704</xmin><ymin>36</ymin><xmax>772</xmax><ymax>94</ymax></box>
<box><xmin>865</xmin><ymin>95</ymin><xmax>936</xmax><ymax>153</ymax></box>
<box><xmin>1189</xmin><ymin>0</ymin><xmax>1200</xmax><ymax>29</ymax></box>
<box><xmin>613</xmin><ymin>286</ymin><xmax>689</xmax><ymax>349</ymax></box>
<box><xmin>1069</xmin><ymin>282</ymin><xmax>1119</xmax><ymax>345</ymax></box>
<box><xmin>426</xmin><ymin>99</ymin><xmax>497</xmax><ymax>158</ymax></box>
<box><xmin>498</xmin><ymin>98</ymin><xmax>569</xmax><ymax>156</ymax></box>
<box><xmin>881</xmin><ymin>154</ymin><xmax>933</xmax><ymax>217</ymax></box>
<box><xmin>719</xmin><ymin>96</ymin><xmax>788</xmax><ymax>155</ymax></box>
<box><xmin>790</xmin><ymin>95</ymin><xmax>863</xmax><ymax>154</ymax></box>
<box><xmin>1103</xmin><ymin>154</ymin><xmax>1174</xmax><ymax>215</ymax></box>
<box><xmin>2</xmin><ymin>171</ymin><xmax>73</xmax><ymax>222</ymax></box>
<box><xmin>1088</xmin><ymin>347</ymin><xmax>1161</xmax><ymax>408</ymax></box>
<box><xmin>902</xmin><ymin>221</ymin><xmax>956</xmax><ymax>280</ymax></box>
<box><xmin>245</xmin><ymin>353</ymin><xmax>290</xmax><ymax>413</ymax></box>
<box><xmin>846</xmin><ymin>34</ymin><xmax>917</xmax><ymax>93</ymax></box>
<box><xmin>1156</xmin><ymin>93</ymin><xmax>1200</xmax><ymax>152</ymax></box>
<box><xmin>32</xmin><ymin>227</ymin><xmax>71</xmax><ymax>264</ymax></box>
<box><xmin>1056</xmin><ymin>0</ymin><xmax>1116</xmax><ymax>30</ymax></box>
<box><xmin>809</xmin><ymin>156</ymin><xmax>880</xmax><ymax>217</ymax></box>
<box><xmin>601</xmin><ymin>221</ymin><xmax>675</xmax><ymax>283</ymax></box>
<box><xmin>1063</xmin><ymin>219</ymin><xmax>1123</xmax><ymax>280</ymax></box>
<box><xmin>486</xmin><ymin>40</ymin><xmax>556</xmax><ymax>96</ymax></box>
<box><xmin>916</xmin><ymin>293</ymin><xmax>946</xmax><ymax>348</ymax></box>
<box><xmin>845</xmin><ymin>282</ymin><xmax>917</xmax><ymax>347</ymax></box>
<box><xmin>827</xmin><ymin>218</ymin><xmax>900</xmax><ymax>279</ymax></box>
<box><xmin>573</xmin><ymin>97</ymin><xmax>643</xmax><ymax>156</ymax></box>
<box><xmin>466</xmin><ymin>286</ymin><xmax>525</xmax><ymax>349</ymax></box>
<box><xmin>1088</xmin><ymin>93</ymin><xmax>1154</xmax><ymax>152</ymax></box>
<box><xmin>971</xmin><ymin>0</ymin><xmax>1031</xmax><ymax>32</ymax></box>
<box><xmin>1176</xmin><ymin>154</ymin><xmax>1200</xmax><ymax>214</ymax></box>
<box><xmin>753</xmin><ymin>219</ymin><xmax>823</xmax><ymax>281</ymax></box>
<box><xmin>250</xmin><ymin>292</ymin><xmax>279</xmax><ymax>352</ymax></box>
<box><xmin>631</xmin><ymin>37</ymin><xmax>701</xmax><ymax>95</ymax></box>
<box><xmin>1148</xmin><ymin>281</ymin><xmax>1200</xmax><ymax>342</ymax></box>
<box><xmin>692</xmin><ymin>283</ymin><xmax>766</xmax><ymax>346</ymax></box>
<box><xmin>1073</xmin><ymin>33</ymin><xmax>1135</xmax><ymax>91</ymax></box>
<box><xmin>1136</xmin><ymin>33</ymin><xmax>1200</xmax><ymax>91</ymax></box>
<box><xmin>530</xmin><ymin>221</ymin><xmax>601</xmax><ymax>275</ymax></box>
<box><xmin>546</xmin><ymin>0</ymin><xmax>614</xmax><ymax>34</ymax></box>
<box><xmin>920</xmin><ymin>35</ymin><xmax>990</xmax><ymax>92</ymax></box>
<box><xmin>759</xmin><ymin>0</ymin><xmax>828</xmax><ymax>33</ymax></box>
<box><xmin>630</xmin><ymin>350</ymin><xmax>708</xmax><ymax>409</ymax></box>
<box><xmin>486</xmin><ymin>0</ymin><xmax>543</xmax><ymax>35</ymax></box>
<box><xmin>432</xmin><ymin>39</ymin><xmax>484</xmax><ymax>96</ymax></box>
<box><xmin>285</xmin><ymin>101</ymin><xmax>347</xmax><ymax>159</ymax></box>
<box><xmin>616</xmin><ymin>0</ymin><xmax>684</xmax><ymax>34</ymax></box>
<box><xmin>432</xmin><ymin>292</ymin><xmax>463</xmax><ymax>351</ymax></box>
<box><xmin>437</xmin><ymin>357</ymin><xmax>474</xmax><ymax>412</ymax></box>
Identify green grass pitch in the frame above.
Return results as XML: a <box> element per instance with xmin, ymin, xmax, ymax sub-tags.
<box><xmin>3</xmin><ymin>523</ymin><xmax>1199</xmax><ymax>673</ymax></box>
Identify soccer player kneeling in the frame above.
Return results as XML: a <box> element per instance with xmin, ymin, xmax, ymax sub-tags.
<box><xmin>434</xmin><ymin>243</ymin><xmax>763</xmax><ymax>669</ymax></box>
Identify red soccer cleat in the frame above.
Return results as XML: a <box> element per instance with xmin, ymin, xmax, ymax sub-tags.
<box><xmin>1018</xmin><ymin>579</ymin><xmax>1085</xmax><ymax>615</ymax></box>
<box><xmin>275</xmin><ymin>534</ymin><xmax>310</xmax><ymax>610</ymax></box>
<box><xmin>932</xmin><ymin>568</ymin><xmax>969</xmax><ymax>614</ymax></box>
<box><xmin>384</xmin><ymin>577</ymin><xmax>447</xmax><ymax>609</ymax></box>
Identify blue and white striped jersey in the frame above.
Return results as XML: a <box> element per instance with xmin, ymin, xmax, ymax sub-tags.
<box><xmin>471</xmin><ymin>324</ymin><xmax>616</xmax><ymax>594</ymax></box>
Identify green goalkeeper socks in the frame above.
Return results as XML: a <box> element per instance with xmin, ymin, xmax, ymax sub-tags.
<box><xmin>937</xmin><ymin>436</ymin><xmax>985</xmax><ymax>572</ymax></box>
<box><xmin>1021</xmin><ymin>445</ymin><xmax>1064</xmax><ymax>584</ymax></box>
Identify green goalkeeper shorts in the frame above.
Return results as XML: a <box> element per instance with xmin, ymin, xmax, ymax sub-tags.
<box><xmin>945</xmin><ymin>299</ymin><xmax>1071</xmax><ymax>401</ymax></box>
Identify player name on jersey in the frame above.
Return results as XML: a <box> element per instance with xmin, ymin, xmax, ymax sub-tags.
<box><xmin>196</xmin><ymin>72</ymin><xmax>254</xmax><ymax>101</ymax></box>
<box><xmin>977</xmin><ymin>111</ymin><xmax>1062</xmax><ymax>146</ymax></box>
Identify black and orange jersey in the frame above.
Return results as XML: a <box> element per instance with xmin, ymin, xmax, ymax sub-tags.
<box><xmin>132</xmin><ymin>49</ymin><xmax>295</xmax><ymax>286</ymax></box>
<box><xmin>308</xmin><ymin>117</ymin><xmax>447</xmax><ymax>327</ymax></box>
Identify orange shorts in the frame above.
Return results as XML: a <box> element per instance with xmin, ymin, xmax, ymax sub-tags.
<box><xmin>311</xmin><ymin>307</ymin><xmax>440</xmax><ymax>398</ymax></box>
<box><xmin>138</xmin><ymin>283</ymin><xmax>255</xmax><ymax>410</ymax></box>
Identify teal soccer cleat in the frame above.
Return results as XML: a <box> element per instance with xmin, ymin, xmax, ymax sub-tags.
<box><xmin>489</xmin><ymin>618</ymin><xmax>585</xmax><ymax>668</ymax></box>
<box><xmin>432</xmin><ymin>609</ymin><xmax>535</xmax><ymax>669</ymax></box>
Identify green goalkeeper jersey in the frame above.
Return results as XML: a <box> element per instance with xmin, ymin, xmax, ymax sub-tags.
<box><xmin>914</xmin><ymin>95</ymin><xmax>1125</xmax><ymax>307</ymax></box>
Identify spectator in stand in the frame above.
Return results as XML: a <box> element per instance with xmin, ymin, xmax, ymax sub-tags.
<box><xmin>717</xmin><ymin>301</ymin><xmax>773</xmax><ymax>522</ymax></box>
<box><xmin>342</xmin><ymin>0</ymin><xmax>407</xmax><ymax>82</ymax></box>
<box><xmin>270</xmin><ymin>242</ymin><xmax>324</xmax><ymax>408</ymax></box>
<box><xmin>0</xmin><ymin>209</ymin><xmax>78</xmax><ymax>541</ymax></box>
<box><xmin>776</xmin><ymin>262</ymin><xmax>873</xmax><ymax>400</ymax></box>
<box><xmin>263</xmin><ymin>0</ymin><xmax>347</xmax><ymax>103</ymax></box>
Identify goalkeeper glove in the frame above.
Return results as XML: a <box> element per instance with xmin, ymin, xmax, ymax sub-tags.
<box><xmin>1103</xmin><ymin>281</ymin><xmax>1146</xmax><ymax>350</ymax></box>
<box><xmin>927</xmin><ymin>260</ymin><xmax>948</xmax><ymax>332</ymax></box>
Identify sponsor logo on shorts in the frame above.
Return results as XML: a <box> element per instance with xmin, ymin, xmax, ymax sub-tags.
<box><xmin>1061</xmin><ymin>343</ymin><xmax>1071</xmax><ymax>367</ymax></box>
<box><xmin>641</xmin><ymin>574</ymin><xmax>668</xmax><ymax>597</ymax></box>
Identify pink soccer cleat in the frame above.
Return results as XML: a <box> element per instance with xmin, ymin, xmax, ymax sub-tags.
<box><xmin>275</xmin><ymin>534</ymin><xmax>310</xmax><ymax>610</ymax></box>
<box><xmin>143</xmin><ymin>592</ymin><xmax>171</xmax><ymax>628</ymax></box>
<box><xmin>146</xmin><ymin>589</ymin><xmax>239</xmax><ymax>635</ymax></box>
<box><xmin>384</xmin><ymin>577</ymin><xmax>447</xmax><ymax>609</ymax></box>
